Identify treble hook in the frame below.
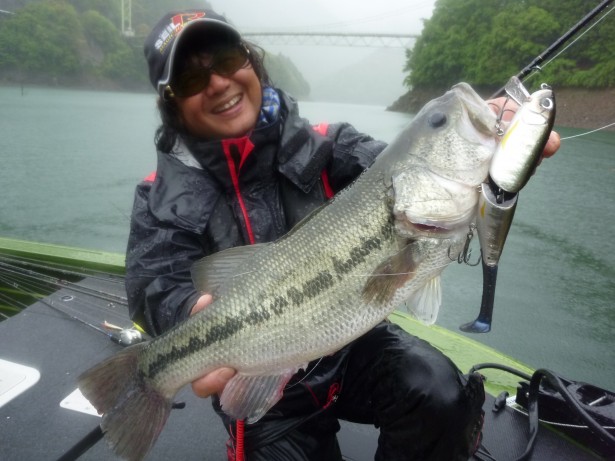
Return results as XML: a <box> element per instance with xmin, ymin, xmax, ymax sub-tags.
<box><xmin>448</xmin><ymin>224</ymin><xmax>481</xmax><ymax>266</ymax></box>
<box><xmin>488</xmin><ymin>93</ymin><xmax>510</xmax><ymax>137</ymax></box>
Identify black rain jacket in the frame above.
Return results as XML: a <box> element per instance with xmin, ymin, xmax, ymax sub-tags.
<box><xmin>126</xmin><ymin>90</ymin><xmax>387</xmax><ymax>336</ymax></box>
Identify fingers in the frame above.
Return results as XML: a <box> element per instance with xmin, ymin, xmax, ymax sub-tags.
<box><xmin>488</xmin><ymin>97</ymin><xmax>518</xmax><ymax>121</ymax></box>
<box><xmin>542</xmin><ymin>130</ymin><xmax>561</xmax><ymax>158</ymax></box>
<box><xmin>191</xmin><ymin>293</ymin><xmax>213</xmax><ymax>315</ymax></box>
<box><xmin>191</xmin><ymin>367</ymin><xmax>236</xmax><ymax>398</ymax></box>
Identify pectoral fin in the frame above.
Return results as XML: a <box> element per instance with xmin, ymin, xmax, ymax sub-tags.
<box><xmin>220</xmin><ymin>367</ymin><xmax>301</xmax><ymax>423</ymax></box>
<box><xmin>402</xmin><ymin>275</ymin><xmax>442</xmax><ymax>325</ymax></box>
<box><xmin>362</xmin><ymin>240</ymin><xmax>422</xmax><ymax>304</ymax></box>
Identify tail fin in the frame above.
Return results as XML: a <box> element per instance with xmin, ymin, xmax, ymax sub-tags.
<box><xmin>78</xmin><ymin>343</ymin><xmax>172</xmax><ymax>461</ymax></box>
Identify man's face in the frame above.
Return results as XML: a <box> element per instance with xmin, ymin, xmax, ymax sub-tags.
<box><xmin>173</xmin><ymin>48</ymin><xmax>262</xmax><ymax>140</ymax></box>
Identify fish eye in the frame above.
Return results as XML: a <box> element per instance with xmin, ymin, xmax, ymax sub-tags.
<box><xmin>540</xmin><ymin>97</ymin><xmax>554</xmax><ymax>110</ymax></box>
<box><xmin>428</xmin><ymin>112</ymin><xmax>447</xmax><ymax>128</ymax></box>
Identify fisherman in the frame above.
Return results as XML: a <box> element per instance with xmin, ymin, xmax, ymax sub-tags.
<box><xmin>126</xmin><ymin>9</ymin><xmax>561</xmax><ymax>460</ymax></box>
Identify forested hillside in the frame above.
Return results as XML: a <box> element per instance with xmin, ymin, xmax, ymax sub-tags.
<box><xmin>0</xmin><ymin>0</ymin><xmax>309</xmax><ymax>97</ymax></box>
<box><xmin>386</xmin><ymin>0</ymin><xmax>615</xmax><ymax>120</ymax></box>
<box><xmin>1</xmin><ymin>0</ymin><xmax>612</xmax><ymax>105</ymax></box>
<box><xmin>404</xmin><ymin>0</ymin><xmax>614</xmax><ymax>90</ymax></box>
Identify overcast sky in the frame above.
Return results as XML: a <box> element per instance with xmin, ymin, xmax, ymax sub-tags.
<box><xmin>211</xmin><ymin>0</ymin><xmax>436</xmax><ymax>35</ymax></box>
<box><xmin>208</xmin><ymin>0</ymin><xmax>437</xmax><ymax>96</ymax></box>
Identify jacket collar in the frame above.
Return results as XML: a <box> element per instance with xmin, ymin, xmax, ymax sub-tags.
<box><xmin>147</xmin><ymin>89</ymin><xmax>333</xmax><ymax>232</ymax></box>
<box><xmin>276</xmin><ymin>91</ymin><xmax>333</xmax><ymax>193</ymax></box>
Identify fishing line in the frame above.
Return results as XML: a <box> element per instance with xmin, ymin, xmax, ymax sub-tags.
<box><xmin>470</xmin><ymin>363</ymin><xmax>615</xmax><ymax>460</ymax></box>
<box><xmin>0</xmin><ymin>272</ymin><xmax>110</xmax><ymax>336</ymax></box>
<box><xmin>0</xmin><ymin>267</ymin><xmax>121</xmax><ymax>326</ymax></box>
<box><xmin>0</xmin><ymin>254</ymin><xmax>126</xmax><ymax>296</ymax></box>
<box><xmin>560</xmin><ymin>122</ymin><xmax>615</xmax><ymax>140</ymax></box>
<box><xmin>0</xmin><ymin>257</ymin><xmax>132</xmax><ymax>340</ymax></box>
<box><xmin>524</xmin><ymin>3</ymin><xmax>615</xmax><ymax>139</ymax></box>
<box><xmin>0</xmin><ymin>256</ymin><xmax>123</xmax><ymax>296</ymax></box>
<box><xmin>496</xmin><ymin>1</ymin><xmax>615</xmax><ymax>139</ymax></box>
<box><xmin>0</xmin><ymin>260</ymin><xmax>127</xmax><ymax>306</ymax></box>
<box><xmin>524</xmin><ymin>2</ymin><xmax>615</xmax><ymax>85</ymax></box>
<box><xmin>0</xmin><ymin>291</ymin><xmax>27</xmax><ymax>319</ymax></box>
<box><xmin>491</xmin><ymin>0</ymin><xmax>615</xmax><ymax>98</ymax></box>
<box><xmin>284</xmin><ymin>357</ymin><xmax>324</xmax><ymax>390</ymax></box>
<box><xmin>0</xmin><ymin>263</ymin><xmax>142</xmax><ymax>347</ymax></box>
<box><xmin>506</xmin><ymin>402</ymin><xmax>615</xmax><ymax>430</ymax></box>
<box><xmin>0</xmin><ymin>267</ymin><xmax>58</xmax><ymax>307</ymax></box>
<box><xmin>343</xmin><ymin>260</ymin><xmax>456</xmax><ymax>279</ymax></box>
<box><xmin>0</xmin><ymin>253</ymin><xmax>124</xmax><ymax>284</ymax></box>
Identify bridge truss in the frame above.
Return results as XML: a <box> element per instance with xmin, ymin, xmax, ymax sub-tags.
<box><xmin>242</xmin><ymin>32</ymin><xmax>418</xmax><ymax>48</ymax></box>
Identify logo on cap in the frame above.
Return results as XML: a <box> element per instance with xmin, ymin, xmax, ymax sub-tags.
<box><xmin>154</xmin><ymin>12</ymin><xmax>207</xmax><ymax>54</ymax></box>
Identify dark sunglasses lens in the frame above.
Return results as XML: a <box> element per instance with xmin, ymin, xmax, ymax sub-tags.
<box><xmin>213</xmin><ymin>47</ymin><xmax>249</xmax><ymax>76</ymax></box>
<box><xmin>173</xmin><ymin>46</ymin><xmax>249</xmax><ymax>98</ymax></box>
<box><xmin>174</xmin><ymin>69</ymin><xmax>210</xmax><ymax>98</ymax></box>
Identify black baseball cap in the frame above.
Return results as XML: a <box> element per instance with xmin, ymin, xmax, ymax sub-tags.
<box><xmin>144</xmin><ymin>10</ymin><xmax>241</xmax><ymax>97</ymax></box>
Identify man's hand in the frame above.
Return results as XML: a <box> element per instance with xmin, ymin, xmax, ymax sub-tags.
<box><xmin>543</xmin><ymin>130</ymin><xmax>561</xmax><ymax>158</ymax></box>
<box><xmin>190</xmin><ymin>294</ymin><xmax>236</xmax><ymax>398</ymax></box>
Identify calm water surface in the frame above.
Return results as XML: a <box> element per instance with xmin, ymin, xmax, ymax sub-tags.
<box><xmin>1</xmin><ymin>85</ymin><xmax>613</xmax><ymax>390</ymax></box>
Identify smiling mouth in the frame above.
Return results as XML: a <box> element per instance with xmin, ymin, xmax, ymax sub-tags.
<box><xmin>213</xmin><ymin>95</ymin><xmax>242</xmax><ymax>114</ymax></box>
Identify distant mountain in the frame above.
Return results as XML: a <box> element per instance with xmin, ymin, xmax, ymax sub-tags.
<box><xmin>309</xmin><ymin>48</ymin><xmax>407</xmax><ymax>106</ymax></box>
<box><xmin>0</xmin><ymin>0</ymin><xmax>313</xmax><ymax>96</ymax></box>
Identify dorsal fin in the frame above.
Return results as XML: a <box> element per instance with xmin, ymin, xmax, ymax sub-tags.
<box><xmin>191</xmin><ymin>244</ymin><xmax>269</xmax><ymax>295</ymax></box>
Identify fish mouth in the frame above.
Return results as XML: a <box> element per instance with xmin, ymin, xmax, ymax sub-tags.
<box><xmin>452</xmin><ymin>83</ymin><xmax>498</xmax><ymax>140</ymax></box>
<box><xmin>392</xmin><ymin>168</ymin><xmax>479</xmax><ymax>238</ymax></box>
<box><xmin>396</xmin><ymin>206</ymin><xmax>476</xmax><ymax>238</ymax></box>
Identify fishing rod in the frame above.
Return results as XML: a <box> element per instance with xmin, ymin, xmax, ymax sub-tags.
<box><xmin>0</xmin><ymin>258</ymin><xmax>128</xmax><ymax>305</ymax></box>
<box><xmin>0</xmin><ymin>254</ymin><xmax>146</xmax><ymax>349</ymax></box>
<box><xmin>0</xmin><ymin>262</ymin><xmax>143</xmax><ymax>344</ymax></box>
<box><xmin>461</xmin><ymin>0</ymin><xmax>614</xmax><ymax>334</ymax></box>
<box><xmin>0</xmin><ymin>253</ymin><xmax>125</xmax><ymax>289</ymax></box>
<box><xmin>491</xmin><ymin>0</ymin><xmax>614</xmax><ymax>98</ymax></box>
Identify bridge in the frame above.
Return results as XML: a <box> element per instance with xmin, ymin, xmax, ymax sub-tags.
<box><xmin>241</xmin><ymin>32</ymin><xmax>418</xmax><ymax>48</ymax></box>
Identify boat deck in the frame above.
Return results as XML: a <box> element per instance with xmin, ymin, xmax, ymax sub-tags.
<box><xmin>0</xmin><ymin>275</ymin><xmax>601</xmax><ymax>460</ymax></box>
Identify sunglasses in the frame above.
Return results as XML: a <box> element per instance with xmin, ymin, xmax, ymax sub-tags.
<box><xmin>166</xmin><ymin>45</ymin><xmax>251</xmax><ymax>99</ymax></box>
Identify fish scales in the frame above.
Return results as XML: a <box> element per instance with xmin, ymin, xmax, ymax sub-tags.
<box><xmin>142</xmin><ymin>168</ymin><xmax>398</xmax><ymax>388</ymax></box>
<box><xmin>78</xmin><ymin>82</ymin><xmax>499</xmax><ymax>461</ymax></box>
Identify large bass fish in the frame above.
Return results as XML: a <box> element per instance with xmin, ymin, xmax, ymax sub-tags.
<box><xmin>79</xmin><ymin>82</ymin><xmax>499</xmax><ymax>461</ymax></box>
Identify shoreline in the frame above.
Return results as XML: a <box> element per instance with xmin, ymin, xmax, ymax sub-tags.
<box><xmin>3</xmin><ymin>80</ymin><xmax>613</xmax><ymax>132</ymax></box>
<box><xmin>387</xmin><ymin>87</ymin><xmax>615</xmax><ymax>131</ymax></box>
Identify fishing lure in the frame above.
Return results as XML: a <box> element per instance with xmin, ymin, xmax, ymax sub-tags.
<box><xmin>460</xmin><ymin>77</ymin><xmax>555</xmax><ymax>333</ymax></box>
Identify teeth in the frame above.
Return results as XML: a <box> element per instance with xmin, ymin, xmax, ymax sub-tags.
<box><xmin>216</xmin><ymin>95</ymin><xmax>241</xmax><ymax>113</ymax></box>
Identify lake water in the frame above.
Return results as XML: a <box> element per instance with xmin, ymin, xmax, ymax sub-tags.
<box><xmin>1</xmin><ymin>85</ymin><xmax>613</xmax><ymax>390</ymax></box>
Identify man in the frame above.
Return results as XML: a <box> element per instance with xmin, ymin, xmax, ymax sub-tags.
<box><xmin>127</xmin><ymin>9</ymin><xmax>560</xmax><ymax>460</ymax></box>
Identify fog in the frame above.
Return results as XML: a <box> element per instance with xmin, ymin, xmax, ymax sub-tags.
<box><xmin>209</xmin><ymin>0</ymin><xmax>437</xmax><ymax>105</ymax></box>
